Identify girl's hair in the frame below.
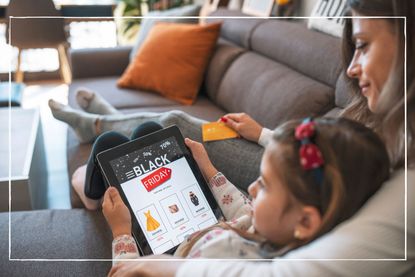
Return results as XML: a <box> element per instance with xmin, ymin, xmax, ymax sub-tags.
<box><xmin>269</xmin><ymin>117</ymin><xmax>389</xmax><ymax>250</ymax></box>
<box><xmin>178</xmin><ymin>118</ymin><xmax>390</xmax><ymax>257</ymax></box>
<box><xmin>340</xmin><ymin>0</ymin><xmax>414</xmax><ymax>169</ymax></box>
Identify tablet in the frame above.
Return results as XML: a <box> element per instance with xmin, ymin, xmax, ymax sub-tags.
<box><xmin>96</xmin><ymin>125</ymin><xmax>223</xmax><ymax>255</ymax></box>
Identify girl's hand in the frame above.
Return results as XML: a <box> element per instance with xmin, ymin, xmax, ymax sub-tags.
<box><xmin>220</xmin><ymin>113</ymin><xmax>263</xmax><ymax>142</ymax></box>
<box><xmin>185</xmin><ymin>138</ymin><xmax>218</xmax><ymax>181</ymax></box>
<box><xmin>102</xmin><ymin>187</ymin><xmax>132</xmax><ymax>238</ymax></box>
<box><xmin>108</xmin><ymin>255</ymin><xmax>182</xmax><ymax>277</ymax></box>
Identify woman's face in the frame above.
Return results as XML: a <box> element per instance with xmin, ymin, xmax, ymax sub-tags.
<box><xmin>248</xmin><ymin>142</ymin><xmax>301</xmax><ymax>245</ymax></box>
<box><xmin>346</xmin><ymin>16</ymin><xmax>397</xmax><ymax>112</ymax></box>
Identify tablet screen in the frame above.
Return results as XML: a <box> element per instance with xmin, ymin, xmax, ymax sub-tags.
<box><xmin>108</xmin><ymin>136</ymin><xmax>219</xmax><ymax>254</ymax></box>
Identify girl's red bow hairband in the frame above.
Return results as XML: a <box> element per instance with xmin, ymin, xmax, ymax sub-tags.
<box><xmin>295</xmin><ymin>118</ymin><xmax>325</xmax><ymax>183</ymax></box>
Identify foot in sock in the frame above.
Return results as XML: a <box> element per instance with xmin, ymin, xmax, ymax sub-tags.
<box><xmin>72</xmin><ymin>165</ymin><xmax>102</xmax><ymax>210</ymax></box>
<box><xmin>76</xmin><ymin>88</ymin><xmax>120</xmax><ymax>115</ymax></box>
<box><xmin>48</xmin><ymin>99</ymin><xmax>98</xmax><ymax>143</ymax></box>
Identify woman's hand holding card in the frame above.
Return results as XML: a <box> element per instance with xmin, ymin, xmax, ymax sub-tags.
<box><xmin>220</xmin><ymin>113</ymin><xmax>263</xmax><ymax>143</ymax></box>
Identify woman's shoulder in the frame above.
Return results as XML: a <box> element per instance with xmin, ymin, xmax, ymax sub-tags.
<box><xmin>282</xmin><ymin>167</ymin><xmax>413</xmax><ymax>260</ymax></box>
<box><xmin>353</xmin><ymin>167</ymin><xmax>411</xmax><ymax>222</ymax></box>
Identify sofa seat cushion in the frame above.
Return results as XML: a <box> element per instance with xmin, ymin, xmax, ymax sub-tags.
<box><xmin>1</xmin><ymin>209</ymin><xmax>112</xmax><ymax>276</ymax></box>
<box><xmin>69</xmin><ymin>77</ymin><xmax>180</xmax><ymax>110</ymax></box>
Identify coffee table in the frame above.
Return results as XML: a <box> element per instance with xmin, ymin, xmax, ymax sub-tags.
<box><xmin>0</xmin><ymin>108</ymin><xmax>48</xmax><ymax>211</ymax></box>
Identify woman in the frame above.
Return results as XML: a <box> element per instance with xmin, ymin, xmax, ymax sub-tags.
<box><xmin>107</xmin><ymin>0</ymin><xmax>415</xmax><ymax>276</ymax></box>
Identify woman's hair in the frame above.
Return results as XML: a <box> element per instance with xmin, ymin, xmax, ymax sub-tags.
<box><xmin>178</xmin><ymin>118</ymin><xmax>390</xmax><ymax>257</ymax></box>
<box><xmin>340</xmin><ymin>0</ymin><xmax>414</xmax><ymax>169</ymax></box>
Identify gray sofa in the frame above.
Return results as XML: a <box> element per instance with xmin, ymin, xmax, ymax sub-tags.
<box><xmin>67</xmin><ymin>9</ymin><xmax>349</xmax><ymax>208</ymax></box>
<box><xmin>0</xmin><ymin>9</ymin><xmax>351</xmax><ymax>276</ymax></box>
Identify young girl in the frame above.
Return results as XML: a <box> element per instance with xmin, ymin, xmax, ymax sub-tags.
<box><xmin>103</xmin><ymin>117</ymin><xmax>390</xmax><ymax>265</ymax></box>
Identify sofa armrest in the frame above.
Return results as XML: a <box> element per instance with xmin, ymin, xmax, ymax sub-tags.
<box><xmin>69</xmin><ymin>46</ymin><xmax>132</xmax><ymax>79</ymax></box>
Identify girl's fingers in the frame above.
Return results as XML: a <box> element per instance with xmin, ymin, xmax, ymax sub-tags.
<box><xmin>103</xmin><ymin>187</ymin><xmax>114</xmax><ymax>208</ymax></box>
<box><xmin>108</xmin><ymin>262</ymin><xmax>123</xmax><ymax>277</ymax></box>
<box><xmin>184</xmin><ymin>138</ymin><xmax>195</xmax><ymax>150</ymax></box>
<box><xmin>184</xmin><ymin>138</ymin><xmax>193</xmax><ymax>145</ymax></box>
<box><xmin>109</xmin><ymin>187</ymin><xmax>122</xmax><ymax>204</ymax></box>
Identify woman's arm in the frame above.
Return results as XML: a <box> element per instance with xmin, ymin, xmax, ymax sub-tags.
<box><xmin>220</xmin><ymin>113</ymin><xmax>273</xmax><ymax>146</ymax></box>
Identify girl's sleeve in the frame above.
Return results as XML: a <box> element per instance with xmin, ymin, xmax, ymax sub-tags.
<box><xmin>209</xmin><ymin>172</ymin><xmax>252</xmax><ymax>221</ymax></box>
<box><xmin>112</xmin><ymin>234</ymin><xmax>140</xmax><ymax>265</ymax></box>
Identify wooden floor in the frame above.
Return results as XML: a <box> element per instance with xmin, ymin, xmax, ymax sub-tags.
<box><xmin>23</xmin><ymin>81</ymin><xmax>71</xmax><ymax>209</ymax></box>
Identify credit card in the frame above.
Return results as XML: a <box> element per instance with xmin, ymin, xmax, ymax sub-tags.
<box><xmin>202</xmin><ymin>122</ymin><xmax>239</xmax><ymax>142</ymax></box>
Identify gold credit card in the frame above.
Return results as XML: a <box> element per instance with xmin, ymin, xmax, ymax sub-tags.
<box><xmin>202</xmin><ymin>122</ymin><xmax>239</xmax><ymax>142</ymax></box>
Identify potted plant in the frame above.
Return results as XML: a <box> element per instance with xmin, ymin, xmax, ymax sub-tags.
<box><xmin>115</xmin><ymin>0</ymin><xmax>193</xmax><ymax>45</ymax></box>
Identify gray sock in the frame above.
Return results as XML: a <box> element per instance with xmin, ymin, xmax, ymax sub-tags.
<box><xmin>48</xmin><ymin>99</ymin><xmax>99</xmax><ymax>143</ymax></box>
<box><xmin>76</xmin><ymin>88</ymin><xmax>120</xmax><ymax>115</ymax></box>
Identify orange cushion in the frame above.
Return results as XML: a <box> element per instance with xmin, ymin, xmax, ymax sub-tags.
<box><xmin>117</xmin><ymin>22</ymin><xmax>222</xmax><ymax>105</ymax></box>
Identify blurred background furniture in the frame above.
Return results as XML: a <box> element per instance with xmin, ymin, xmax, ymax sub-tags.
<box><xmin>5</xmin><ymin>0</ymin><xmax>71</xmax><ymax>83</ymax></box>
<box><xmin>0</xmin><ymin>108</ymin><xmax>48</xmax><ymax>211</ymax></box>
<box><xmin>0</xmin><ymin>82</ymin><xmax>24</xmax><ymax>107</ymax></box>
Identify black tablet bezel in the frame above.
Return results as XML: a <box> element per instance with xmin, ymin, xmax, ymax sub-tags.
<box><xmin>96</xmin><ymin>125</ymin><xmax>223</xmax><ymax>256</ymax></box>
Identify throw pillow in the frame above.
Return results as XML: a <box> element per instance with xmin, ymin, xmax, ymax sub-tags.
<box><xmin>129</xmin><ymin>4</ymin><xmax>202</xmax><ymax>61</ymax></box>
<box><xmin>118</xmin><ymin>22</ymin><xmax>222</xmax><ymax>105</ymax></box>
<box><xmin>308</xmin><ymin>0</ymin><xmax>347</xmax><ymax>37</ymax></box>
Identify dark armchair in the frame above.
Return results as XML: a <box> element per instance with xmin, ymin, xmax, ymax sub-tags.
<box><xmin>6</xmin><ymin>0</ymin><xmax>71</xmax><ymax>83</ymax></box>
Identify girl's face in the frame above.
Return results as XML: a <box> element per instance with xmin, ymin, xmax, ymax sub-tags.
<box><xmin>346</xmin><ymin>16</ymin><xmax>397</xmax><ymax>112</ymax></box>
<box><xmin>248</xmin><ymin>142</ymin><xmax>301</xmax><ymax>245</ymax></box>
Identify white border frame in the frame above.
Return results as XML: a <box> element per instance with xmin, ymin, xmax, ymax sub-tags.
<box><xmin>7</xmin><ymin>15</ymin><xmax>407</xmax><ymax>262</ymax></box>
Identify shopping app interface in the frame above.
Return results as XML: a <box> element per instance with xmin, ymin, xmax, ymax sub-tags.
<box><xmin>110</xmin><ymin>137</ymin><xmax>218</xmax><ymax>254</ymax></box>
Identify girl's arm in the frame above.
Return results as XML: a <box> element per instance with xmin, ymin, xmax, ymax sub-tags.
<box><xmin>103</xmin><ymin>187</ymin><xmax>140</xmax><ymax>264</ymax></box>
<box><xmin>185</xmin><ymin>139</ymin><xmax>252</xmax><ymax>221</ymax></box>
<box><xmin>112</xmin><ymin>234</ymin><xmax>140</xmax><ymax>263</ymax></box>
<box><xmin>208</xmin><ymin>172</ymin><xmax>252</xmax><ymax>221</ymax></box>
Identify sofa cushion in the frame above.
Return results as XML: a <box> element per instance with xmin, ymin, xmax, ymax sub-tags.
<box><xmin>0</xmin><ymin>209</ymin><xmax>112</xmax><ymax>276</ymax></box>
<box><xmin>250</xmin><ymin>20</ymin><xmax>343</xmax><ymax>87</ymax></box>
<box><xmin>118</xmin><ymin>22</ymin><xmax>222</xmax><ymax>105</ymax></box>
<box><xmin>70</xmin><ymin>46</ymin><xmax>132</xmax><ymax>80</ymax></box>
<box><xmin>215</xmin><ymin>52</ymin><xmax>334</xmax><ymax>129</ymax></box>
<box><xmin>204</xmin><ymin>41</ymin><xmax>246</xmax><ymax>102</ymax></box>
<box><xmin>335</xmin><ymin>72</ymin><xmax>353</xmax><ymax>108</ymax></box>
<box><xmin>207</xmin><ymin>9</ymin><xmax>264</xmax><ymax>49</ymax></box>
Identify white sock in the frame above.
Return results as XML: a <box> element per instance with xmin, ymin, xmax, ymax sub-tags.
<box><xmin>76</xmin><ymin>88</ymin><xmax>120</xmax><ymax>115</ymax></box>
<box><xmin>49</xmin><ymin>99</ymin><xmax>98</xmax><ymax>143</ymax></box>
